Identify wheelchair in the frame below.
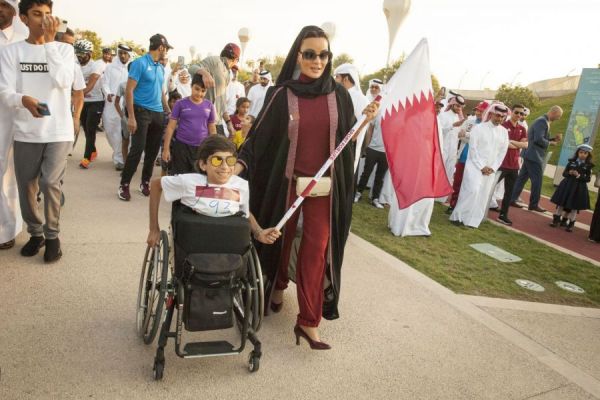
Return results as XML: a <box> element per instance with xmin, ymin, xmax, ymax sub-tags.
<box><xmin>136</xmin><ymin>204</ymin><xmax>264</xmax><ymax>380</ymax></box>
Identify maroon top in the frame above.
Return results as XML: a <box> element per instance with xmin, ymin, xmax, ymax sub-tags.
<box><xmin>294</xmin><ymin>74</ymin><xmax>330</xmax><ymax>177</ymax></box>
<box><xmin>231</xmin><ymin>114</ymin><xmax>243</xmax><ymax>131</ymax></box>
<box><xmin>500</xmin><ymin>119</ymin><xmax>527</xmax><ymax>170</ymax></box>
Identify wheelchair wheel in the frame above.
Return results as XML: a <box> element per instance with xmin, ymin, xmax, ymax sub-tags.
<box><xmin>136</xmin><ymin>231</ymin><xmax>170</xmax><ymax>344</ymax></box>
<box><xmin>249</xmin><ymin>246</ymin><xmax>264</xmax><ymax>332</ymax></box>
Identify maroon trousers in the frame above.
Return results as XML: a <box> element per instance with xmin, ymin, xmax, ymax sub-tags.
<box><xmin>449</xmin><ymin>162</ymin><xmax>466</xmax><ymax>208</ymax></box>
<box><xmin>275</xmin><ymin>187</ymin><xmax>330</xmax><ymax>328</ymax></box>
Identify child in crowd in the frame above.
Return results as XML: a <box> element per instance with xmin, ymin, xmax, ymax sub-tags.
<box><xmin>550</xmin><ymin>144</ymin><xmax>594</xmax><ymax>232</ymax></box>
<box><xmin>230</xmin><ymin>97</ymin><xmax>252</xmax><ymax>149</ymax></box>
<box><xmin>162</xmin><ymin>75</ymin><xmax>215</xmax><ymax>175</ymax></box>
<box><xmin>146</xmin><ymin>136</ymin><xmax>281</xmax><ymax>246</ymax></box>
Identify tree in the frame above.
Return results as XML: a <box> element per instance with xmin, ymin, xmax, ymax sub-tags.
<box><xmin>332</xmin><ymin>53</ymin><xmax>354</xmax><ymax>69</ymax></box>
<box><xmin>260</xmin><ymin>55</ymin><xmax>286</xmax><ymax>82</ymax></box>
<box><xmin>74</xmin><ymin>29</ymin><xmax>103</xmax><ymax>60</ymax></box>
<box><xmin>495</xmin><ymin>84</ymin><xmax>539</xmax><ymax>109</ymax></box>
<box><xmin>107</xmin><ymin>38</ymin><xmax>146</xmax><ymax>56</ymax></box>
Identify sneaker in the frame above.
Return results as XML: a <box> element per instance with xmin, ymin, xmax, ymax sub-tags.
<box><xmin>372</xmin><ymin>199</ymin><xmax>384</xmax><ymax>209</ymax></box>
<box><xmin>90</xmin><ymin>151</ymin><xmax>98</xmax><ymax>161</ymax></box>
<box><xmin>140</xmin><ymin>181</ymin><xmax>150</xmax><ymax>197</ymax></box>
<box><xmin>20</xmin><ymin>236</ymin><xmax>45</xmax><ymax>257</ymax></box>
<box><xmin>79</xmin><ymin>158</ymin><xmax>90</xmax><ymax>169</ymax></box>
<box><xmin>118</xmin><ymin>184</ymin><xmax>131</xmax><ymax>201</ymax></box>
<box><xmin>353</xmin><ymin>192</ymin><xmax>362</xmax><ymax>203</ymax></box>
<box><xmin>445</xmin><ymin>207</ymin><xmax>454</xmax><ymax>215</ymax></box>
<box><xmin>497</xmin><ymin>214</ymin><xmax>513</xmax><ymax>226</ymax></box>
<box><xmin>115</xmin><ymin>163</ymin><xmax>124</xmax><ymax>171</ymax></box>
<box><xmin>43</xmin><ymin>238</ymin><xmax>62</xmax><ymax>263</ymax></box>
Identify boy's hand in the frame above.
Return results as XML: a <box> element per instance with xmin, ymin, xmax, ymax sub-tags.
<box><xmin>162</xmin><ymin>148</ymin><xmax>170</xmax><ymax>163</ymax></box>
<box><xmin>22</xmin><ymin>95</ymin><xmax>43</xmax><ymax>118</ymax></box>
<box><xmin>255</xmin><ymin>227</ymin><xmax>281</xmax><ymax>245</ymax></box>
<box><xmin>42</xmin><ymin>15</ymin><xmax>59</xmax><ymax>43</ymax></box>
<box><xmin>147</xmin><ymin>228</ymin><xmax>160</xmax><ymax>247</ymax></box>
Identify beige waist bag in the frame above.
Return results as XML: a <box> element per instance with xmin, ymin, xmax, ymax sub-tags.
<box><xmin>295</xmin><ymin>177</ymin><xmax>331</xmax><ymax>197</ymax></box>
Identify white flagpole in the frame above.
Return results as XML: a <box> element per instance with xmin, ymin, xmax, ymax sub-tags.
<box><xmin>274</xmin><ymin>96</ymin><xmax>381</xmax><ymax>231</ymax></box>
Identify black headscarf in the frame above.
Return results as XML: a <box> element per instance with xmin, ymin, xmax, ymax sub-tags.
<box><xmin>277</xmin><ymin>25</ymin><xmax>336</xmax><ymax>98</ymax></box>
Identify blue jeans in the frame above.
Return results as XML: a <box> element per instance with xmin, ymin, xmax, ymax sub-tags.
<box><xmin>510</xmin><ymin>159</ymin><xmax>543</xmax><ymax>208</ymax></box>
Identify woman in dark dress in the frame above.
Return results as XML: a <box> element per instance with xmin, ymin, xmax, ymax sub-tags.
<box><xmin>236</xmin><ymin>26</ymin><xmax>378</xmax><ymax>349</ymax></box>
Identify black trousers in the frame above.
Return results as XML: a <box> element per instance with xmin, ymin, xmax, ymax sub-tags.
<box><xmin>357</xmin><ymin>148</ymin><xmax>388</xmax><ymax>200</ymax></box>
<box><xmin>120</xmin><ymin>106</ymin><xmax>164</xmax><ymax>185</ymax></box>
<box><xmin>81</xmin><ymin>101</ymin><xmax>104</xmax><ymax>159</ymax></box>
<box><xmin>170</xmin><ymin>140</ymin><xmax>199</xmax><ymax>175</ymax></box>
<box><xmin>498</xmin><ymin>168</ymin><xmax>518</xmax><ymax>215</ymax></box>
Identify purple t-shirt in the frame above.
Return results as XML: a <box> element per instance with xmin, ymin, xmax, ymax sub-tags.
<box><xmin>170</xmin><ymin>98</ymin><xmax>216</xmax><ymax>146</ymax></box>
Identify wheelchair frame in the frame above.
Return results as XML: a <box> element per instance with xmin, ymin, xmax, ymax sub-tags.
<box><xmin>136</xmin><ymin>219</ymin><xmax>264</xmax><ymax>380</ymax></box>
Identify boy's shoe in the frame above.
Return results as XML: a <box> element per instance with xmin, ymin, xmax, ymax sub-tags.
<box><xmin>21</xmin><ymin>236</ymin><xmax>45</xmax><ymax>257</ymax></box>
<box><xmin>90</xmin><ymin>151</ymin><xmax>98</xmax><ymax>161</ymax></box>
<box><xmin>79</xmin><ymin>158</ymin><xmax>90</xmax><ymax>169</ymax></box>
<box><xmin>497</xmin><ymin>213</ymin><xmax>512</xmax><ymax>226</ymax></box>
<box><xmin>140</xmin><ymin>181</ymin><xmax>150</xmax><ymax>197</ymax></box>
<box><xmin>550</xmin><ymin>214</ymin><xmax>561</xmax><ymax>227</ymax></box>
<box><xmin>44</xmin><ymin>238</ymin><xmax>62</xmax><ymax>263</ymax></box>
<box><xmin>118</xmin><ymin>184</ymin><xmax>131</xmax><ymax>201</ymax></box>
<box><xmin>372</xmin><ymin>199</ymin><xmax>384</xmax><ymax>209</ymax></box>
<box><xmin>353</xmin><ymin>192</ymin><xmax>362</xmax><ymax>203</ymax></box>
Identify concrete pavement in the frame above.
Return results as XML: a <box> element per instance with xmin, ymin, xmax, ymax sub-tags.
<box><xmin>1</xmin><ymin>136</ymin><xmax>599</xmax><ymax>399</ymax></box>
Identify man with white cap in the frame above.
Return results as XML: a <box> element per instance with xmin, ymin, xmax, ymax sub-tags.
<box><xmin>365</xmin><ymin>78</ymin><xmax>383</xmax><ymax>102</ymax></box>
<box><xmin>0</xmin><ymin>0</ymin><xmax>27</xmax><ymax>250</ymax></box>
<box><xmin>334</xmin><ymin>63</ymin><xmax>369</xmax><ymax>172</ymax></box>
<box><xmin>439</xmin><ymin>94</ymin><xmax>467</xmax><ymax>186</ymax></box>
<box><xmin>247</xmin><ymin>69</ymin><xmax>272</xmax><ymax>119</ymax></box>
<box><xmin>450</xmin><ymin>103</ymin><xmax>510</xmax><ymax>228</ymax></box>
<box><xmin>226</xmin><ymin>65</ymin><xmax>245</xmax><ymax>115</ymax></box>
<box><xmin>101</xmin><ymin>43</ymin><xmax>131</xmax><ymax>170</ymax></box>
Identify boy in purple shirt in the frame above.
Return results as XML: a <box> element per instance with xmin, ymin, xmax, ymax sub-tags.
<box><xmin>162</xmin><ymin>74</ymin><xmax>216</xmax><ymax>174</ymax></box>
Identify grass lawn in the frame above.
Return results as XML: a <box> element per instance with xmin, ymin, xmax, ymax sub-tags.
<box><xmin>350</xmin><ymin>199</ymin><xmax>600</xmax><ymax>308</ymax></box>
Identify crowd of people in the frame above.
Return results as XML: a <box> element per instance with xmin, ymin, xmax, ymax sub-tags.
<box><xmin>0</xmin><ymin>0</ymin><xmax>599</xmax><ymax>349</ymax></box>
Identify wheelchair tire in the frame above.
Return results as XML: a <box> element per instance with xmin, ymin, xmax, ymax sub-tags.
<box><xmin>136</xmin><ymin>231</ymin><xmax>170</xmax><ymax>344</ymax></box>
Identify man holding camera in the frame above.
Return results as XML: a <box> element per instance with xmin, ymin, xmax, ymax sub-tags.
<box><xmin>0</xmin><ymin>0</ymin><xmax>76</xmax><ymax>262</ymax></box>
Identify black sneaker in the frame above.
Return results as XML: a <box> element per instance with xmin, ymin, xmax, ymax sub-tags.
<box><xmin>21</xmin><ymin>236</ymin><xmax>45</xmax><ymax>257</ymax></box>
<box><xmin>118</xmin><ymin>184</ymin><xmax>131</xmax><ymax>201</ymax></box>
<box><xmin>44</xmin><ymin>238</ymin><xmax>62</xmax><ymax>263</ymax></box>
<box><xmin>445</xmin><ymin>207</ymin><xmax>454</xmax><ymax>215</ymax></box>
<box><xmin>497</xmin><ymin>214</ymin><xmax>513</xmax><ymax>226</ymax></box>
<box><xmin>140</xmin><ymin>181</ymin><xmax>150</xmax><ymax>197</ymax></box>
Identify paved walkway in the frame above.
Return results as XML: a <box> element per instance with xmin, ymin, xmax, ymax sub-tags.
<box><xmin>1</xmin><ymin>137</ymin><xmax>599</xmax><ymax>399</ymax></box>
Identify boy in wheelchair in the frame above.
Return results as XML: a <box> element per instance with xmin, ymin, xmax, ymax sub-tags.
<box><xmin>146</xmin><ymin>135</ymin><xmax>280</xmax><ymax>247</ymax></box>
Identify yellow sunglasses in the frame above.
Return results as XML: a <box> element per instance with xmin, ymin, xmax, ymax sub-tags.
<box><xmin>209</xmin><ymin>155</ymin><xmax>237</xmax><ymax>167</ymax></box>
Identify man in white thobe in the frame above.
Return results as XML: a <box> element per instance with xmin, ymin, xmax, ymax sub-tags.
<box><xmin>334</xmin><ymin>63</ymin><xmax>369</xmax><ymax>172</ymax></box>
<box><xmin>247</xmin><ymin>70</ymin><xmax>272</xmax><ymax>119</ymax></box>
<box><xmin>0</xmin><ymin>0</ymin><xmax>26</xmax><ymax>249</ymax></box>
<box><xmin>101</xmin><ymin>44</ymin><xmax>131</xmax><ymax>170</ymax></box>
<box><xmin>438</xmin><ymin>95</ymin><xmax>466</xmax><ymax>186</ymax></box>
<box><xmin>226</xmin><ymin>65</ymin><xmax>246</xmax><ymax>115</ymax></box>
<box><xmin>450</xmin><ymin>103</ymin><xmax>510</xmax><ymax>228</ymax></box>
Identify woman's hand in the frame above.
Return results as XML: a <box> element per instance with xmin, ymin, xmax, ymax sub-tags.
<box><xmin>255</xmin><ymin>227</ymin><xmax>281</xmax><ymax>245</ymax></box>
<box><xmin>147</xmin><ymin>228</ymin><xmax>160</xmax><ymax>247</ymax></box>
<box><xmin>363</xmin><ymin>101</ymin><xmax>380</xmax><ymax>122</ymax></box>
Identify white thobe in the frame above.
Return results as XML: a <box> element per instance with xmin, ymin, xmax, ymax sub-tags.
<box><xmin>226</xmin><ymin>80</ymin><xmax>246</xmax><ymax>115</ymax></box>
<box><xmin>101</xmin><ymin>60</ymin><xmax>129</xmax><ymax>165</ymax></box>
<box><xmin>0</xmin><ymin>23</ymin><xmax>26</xmax><ymax>244</ymax></box>
<box><xmin>450</xmin><ymin>122</ymin><xmax>509</xmax><ymax>228</ymax></box>
<box><xmin>349</xmin><ymin>85</ymin><xmax>370</xmax><ymax>172</ymax></box>
<box><xmin>438</xmin><ymin>109</ymin><xmax>461</xmax><ymax>184</ymax></box>
<box><xmin>247</xmin><ymin>83</ymin><xmax>269</xmax><ymax>118</ymax></box>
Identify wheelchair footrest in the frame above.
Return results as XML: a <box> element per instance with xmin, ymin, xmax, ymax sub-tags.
<box><xmin>183</xmin><ymin>341</ymin><xmax>235</xmax><ymax>357</ymax></box>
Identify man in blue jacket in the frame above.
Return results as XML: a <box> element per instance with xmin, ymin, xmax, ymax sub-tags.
<box><xmin>510</xmin><ymin>106</ymin><xmax>563</xmax><ymax>212</ymax></box>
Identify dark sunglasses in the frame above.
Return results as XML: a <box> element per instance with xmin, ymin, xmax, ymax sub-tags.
<box><xmin>299</xmin><ymin>49</ymin><xmax>332</xmax><ymax>62</ymax></box>
<box><xmin>208</xmin><ymin>155</ymin><xmax>237</xmax><ymax>167</ymax></box>
<box><xmin>513</xmin><ymin>110</ymin><xmax>524</xmax><ymax>116</ymax></box>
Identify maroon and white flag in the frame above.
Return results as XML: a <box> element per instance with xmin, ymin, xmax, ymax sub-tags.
<box><xmin>380</xmin><ymin>39</ymin><xmax>452</xmax><ymax>209</ymax></box>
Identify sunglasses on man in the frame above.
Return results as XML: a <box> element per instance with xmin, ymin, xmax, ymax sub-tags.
<box><xmin>513</xmin><ymin>110</ymin><xmax>525</xmax><ymax>116</ymax></box>
<box><xmin>208</xmin><ymin>155</ymin><xmax>237</xmax><ymax>167</ymax></box>
<box><xmin>299</xmin><ymin>49</ymin><xmax>332</xmax><ymax>62</ymax></box>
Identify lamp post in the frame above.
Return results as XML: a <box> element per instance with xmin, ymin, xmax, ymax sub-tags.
<box><xmin>238</xmin><ymin>27</ymin><xmax>251</xmax><ymax>67</ymax></box>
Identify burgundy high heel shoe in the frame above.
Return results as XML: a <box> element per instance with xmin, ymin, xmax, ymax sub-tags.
<box><xmin>294</xmin><ymin>325</ymin><xmax>331</xmax><ymax>350</ymax></box>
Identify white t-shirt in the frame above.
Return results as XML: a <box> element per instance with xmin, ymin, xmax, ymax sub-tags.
<box><xmin>161</xmin><ymin>174</ymin><xmax>249</xmax><ymax>218</ymax></box>
<box><xmin>0</xmin><ymin>40</ymin><xmax>76</xmax><ymax>143</ymax></box>
<box><xmin>73</xmin><ymin>63</ymin><xmax>85</xmax><ymax>91</ymax></box>
<box><xmin>80</xmin><ymin>59</ymin><xmax>106</xmax><ymax>102</ymax></box>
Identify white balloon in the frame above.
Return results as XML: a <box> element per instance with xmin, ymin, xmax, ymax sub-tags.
<box><xmin>189</xmin><ymin>46</ymin><xmax>196</xmax><ymax>59</ymax></box>
<box><xmin>383</xmin><ymin>0</ymin><xmax>411</xmax><ymax>65</ymax></box>
<box><xmin>238</xmin><ymin>27</ymin><xmax>251</xmax><ymax>43</ymax></box>
<box><xmin>321</xmin><ymin>21</ymin><xmax>336</xmax><ymax>42</ymax></box>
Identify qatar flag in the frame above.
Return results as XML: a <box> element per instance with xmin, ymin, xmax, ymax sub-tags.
<box><xmin>380</xmin><ymin>39</ymin><xmax>452</xmax><ymax>209</ymax></box>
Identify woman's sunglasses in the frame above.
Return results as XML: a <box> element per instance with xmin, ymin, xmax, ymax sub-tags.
<box><xmin>299</xmin><ymin>49</ymin><xmax>332</xmax><ymax>62</ymax></box>
<box><xmin>208</xmin><ymin>155</ymin><xmax>237</xmax><ymax>167</ymax></box>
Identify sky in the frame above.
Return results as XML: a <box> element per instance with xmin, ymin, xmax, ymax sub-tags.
<box><xmin>51</xmin><ymin>0</ymin><xmax>600</xmax><ymax>90</ymax></box>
